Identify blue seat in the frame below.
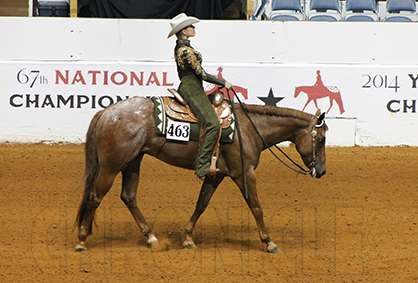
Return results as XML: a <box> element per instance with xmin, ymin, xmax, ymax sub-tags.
<box><xmin>345</xmin><ymin>0</ymin><xmax>379</xmax><ymax>21</ymax></box>
<box><xmin>308</xmin><ymin>0</ymin><xmax>342</xmax><ymax>21</ymax></box>
<box><xmin>384</xmin><ymin>0</ymin><xmax>418</xmax><ymax>22</ymax></box>
<box><xmin>270</xmin><ymin>0</ymin><xmax>304</xmax><ymax>21</ymax></box>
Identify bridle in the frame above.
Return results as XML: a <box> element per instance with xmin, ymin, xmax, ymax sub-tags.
<box><xmin>307</xmin><ymin>119</ymin><xmax>325</xmax><ymax>177</ymax></box>
<box><xmin>227</xmin><ymin>88</ymin><xmax>324</xmax><ymax>178</ymax></box>
<box><xmin>272</xmin><ymin>118</ymin><xmax>324</xmax><ymax>177</ymax></box>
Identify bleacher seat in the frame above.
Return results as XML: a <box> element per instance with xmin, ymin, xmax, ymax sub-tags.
<box><xmin>345</xmin><ymin>0</ymin><xmax>379</xmax><ymax>21</ymax></box>
<box><xmin>307</xmin><ymin>0</ymin><xmax>342</xmax><ymax>21</ymax></box>
<box><xmin>384</xmin><ymin>0</ymin><xmax>418</xmax><ymax>22</ymax></box>
<box><xmin>270</xmin><ymin>0</ymin><xmax>304</xmax><ymax>21</ymax></box>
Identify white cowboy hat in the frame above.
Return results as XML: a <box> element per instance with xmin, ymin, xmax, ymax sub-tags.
<box><xmin>167</xmin><ymin>13</ymin><xmax>200</xmax><ymax>38</ymax></box>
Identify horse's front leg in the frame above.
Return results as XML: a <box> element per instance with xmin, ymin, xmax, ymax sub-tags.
<box><xmin>302</xmin><ymin>98</ymin><xmax>312</xmax><ymax>112</ymax></box>
<box><xmin>183</xmin><ymin>175</ymin><xmax>225</xmax><ymax>249</ymax></box>
<box><xmin>234</xmin><ymin>168</ymin><xmax>279</xmax><ymax>254</ymax></box>
<box><xmin>312</xmin><ymin>99</ymin><xmax>321</xmax><ymax>111</ymax></box>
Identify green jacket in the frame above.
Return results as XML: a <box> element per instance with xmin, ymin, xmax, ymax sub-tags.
<box><xmin>174</xmin><ymin>39</ymin><xmax>225</xmax><ymax>87</ymax></box>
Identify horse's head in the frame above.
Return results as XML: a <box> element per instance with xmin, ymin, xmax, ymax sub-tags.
<box><xmin>294</xmin><ymin>86</ymin><xmax>300</xmax><ymax>98</ymax></box>
<box><xmin>294</xmin><ymin>110</ymin><xmax>327</xmax><ymax>178</ymax></box>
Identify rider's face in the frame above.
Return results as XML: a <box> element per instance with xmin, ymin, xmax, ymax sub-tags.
<box><xmin>182</xmin><ymin>25</ymin><xmax>196</xmax><ymax>38</ymax></box>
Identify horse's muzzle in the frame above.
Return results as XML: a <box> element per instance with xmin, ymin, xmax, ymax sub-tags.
<box><xmin>311</xmin><ymin>167</ymin><xmax>326</xmax><ymax>178</ymax></box>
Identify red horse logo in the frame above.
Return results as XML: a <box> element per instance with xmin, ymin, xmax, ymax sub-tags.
<box><xmin>295</xmin><ymin>70</ymin><xmax>345</xmax><ymax>114</ymax></box>
<box><xmin>205</xmin><ymin>67</ymin><xmax>248</xmax><ymax>100</ymax></box>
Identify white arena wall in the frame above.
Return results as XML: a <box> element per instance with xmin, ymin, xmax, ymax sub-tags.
<box><xmin>1</xmin><ymin>17</ymin><xmax>418</xmax><ymax>146</ymax></box>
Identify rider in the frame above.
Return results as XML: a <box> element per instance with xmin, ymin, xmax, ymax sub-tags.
<box><xmin>314</xmin><ymin>70</ymin><xmax>327</xmax><ymax>91</ymax></box>
<box><xmin>168</xmin><ymin>13</ymin><xmax>232</xmax><ymax>179</ymax></box>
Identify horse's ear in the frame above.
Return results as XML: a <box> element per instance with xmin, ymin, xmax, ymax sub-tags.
<box><xmin>317</xmin><ymin>112</ymin><xmax>325</xmax><ymax>127</ymax></box>
<box><xmin>315</xmin><ymin>109</ymin><xmax>321</xmax><ymax>117</ymax></box>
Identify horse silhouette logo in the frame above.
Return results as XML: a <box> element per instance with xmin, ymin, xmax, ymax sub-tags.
<box><xmin>295</xmin><ymin>70</ymin><xmax>345</xmax><ymax>114</ymax></box>
<box><xmin>205</xmin><ymin>67</ymin><xmax>248</xmax><ymax>100</ymax></box>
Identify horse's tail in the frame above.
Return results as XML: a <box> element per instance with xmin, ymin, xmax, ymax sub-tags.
<box><xmin>75</xmin><ymin>109</ymin><xmax>105</xmax><ymax>234</ymax></box>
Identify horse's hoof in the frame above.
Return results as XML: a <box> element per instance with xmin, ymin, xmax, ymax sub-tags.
<box><xmin>267</xmin><ymin>242</ymin><xmax>280</xmax><ymax>254</ymax></box>
<box><xmin>75</xmin><ymin>243</ymin><xmax>86</xmax><ymax>252</ymax></box>
<box><xmin>147</xmin><ymin>235</ymin><xmax>160</xmax><ymax>249</ymax></box>
<box><xmin>268</xmin><ymin>246</ymin><xmax>280</xmax><ymax>254</ymax></box>
<box><xmin>183</xmin><ymin>240</ymin><xmax>197</xmax><ymax>249</ymax></box>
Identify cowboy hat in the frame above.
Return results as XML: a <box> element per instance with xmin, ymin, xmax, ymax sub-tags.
<box><xmin>167</xmin><ymin>13</ymin><xmax>200</xmax><ymax>38</ymax></box>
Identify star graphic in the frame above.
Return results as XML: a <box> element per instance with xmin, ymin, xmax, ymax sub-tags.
<box><xmin>258</xmin><ymin>88</ymin><xmax>284</xmax><ymax>106</ymax></box>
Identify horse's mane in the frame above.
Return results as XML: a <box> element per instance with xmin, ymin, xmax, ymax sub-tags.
<box><xmin>239</xmin><ymin>103</ymin><xmax>314</xmax><ymax>122</ymax></box>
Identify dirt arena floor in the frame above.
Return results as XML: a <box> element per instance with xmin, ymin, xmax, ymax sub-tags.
<box><xmin>1</xmin><ymin>144</ymin><xmax>418</xmax><ymax>282</ymax></box>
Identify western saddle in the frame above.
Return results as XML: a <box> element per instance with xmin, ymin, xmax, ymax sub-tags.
<box><xmin>165</xmin><ymin>88</ymin><xmax>232</xmax><ymax>177</ymax></box>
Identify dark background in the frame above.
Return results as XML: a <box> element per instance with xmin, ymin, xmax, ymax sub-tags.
<box><xmin>79</xmin><ymin>0</ymin><xmax>244</xmax><ymax>19</ymax></box>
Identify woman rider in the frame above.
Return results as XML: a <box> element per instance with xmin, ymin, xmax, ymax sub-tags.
<box><xmin>168</xmin><ymin>13</ymin><xmax>232</xmax><ymax>179</ymax></box>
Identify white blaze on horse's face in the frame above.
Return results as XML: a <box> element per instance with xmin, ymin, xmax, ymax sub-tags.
<box><xmin>296</xmin><ymin>112</ymin><xmax>327</xmax><ymax>178</ymax></box>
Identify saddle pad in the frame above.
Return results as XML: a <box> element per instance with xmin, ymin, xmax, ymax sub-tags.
<box><xmin>152</xmin><ymin>96</ymin><xmax>235</xmax><ymax>143</ymax></box>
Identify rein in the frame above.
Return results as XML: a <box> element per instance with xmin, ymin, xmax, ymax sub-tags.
<box><xmin>228</xmin><ymin>88</ymin><xmax>319</xmax><ymax>176</ymax></box>
<box><xmin>226</xmin><ymin>88</ymin><xmax>249</xmax><ymax>198</ymax></box>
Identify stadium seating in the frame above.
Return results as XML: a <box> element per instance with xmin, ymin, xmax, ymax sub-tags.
<box><xmin>270</xmin><ymin>0</ymin><xmax>304</xmax><ymax>21</ymax></box>
<box><xmin>384</xmin><ymin>0</ymin><xmax>418</xmax><ymax>21</ymax></box>
<box><xmin>344</xmin><ymin>0</ymin><xmax>379</xmax><ymax>21</ymax></box>
<box><xmin>258</xmin><ymin>0</ymin><xmax>418</xmax><ymax>22</ymax></box>
<box><xmin>307</xmin><ymin>0</ymin><xmax>342</xmax><ymax>21</ymax></box>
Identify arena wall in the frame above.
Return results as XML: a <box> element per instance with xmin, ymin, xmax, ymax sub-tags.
<box><xmin>1</xmin><ymin>17</ymin><xmax>417</xmax><ymax>146</ymax></box>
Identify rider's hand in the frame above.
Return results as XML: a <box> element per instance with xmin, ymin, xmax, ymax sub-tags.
<box><xmin>224</xmin><ymin>82</ymin><xmax>232</xmax><ymax>90</ymax></box>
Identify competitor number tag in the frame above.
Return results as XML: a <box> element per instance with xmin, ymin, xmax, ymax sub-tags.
<box><xmin>166</xmin><ymin>120</ymin><xmax>190</xmax><ymax>141</ymax></box>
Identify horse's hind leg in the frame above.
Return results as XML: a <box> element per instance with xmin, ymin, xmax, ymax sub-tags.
<box><xmin>183</xmin><ymin>175</ymin><xmax>224</xmax><ymax>249</ymax></box>
<box><xmin>120</xmin><ymin>154</ymin><xmax>159</xmax><ymax>249</ymax></box>
<box><xmin>76</xmin><ymin>168</ymin><xmax>117</xmax><ymax>252</ymax></box>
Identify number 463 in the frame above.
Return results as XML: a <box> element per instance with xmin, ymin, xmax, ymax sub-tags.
<box><xmin>166</xmin><ymin>120</ymin><xmax>190</xmax><ymax>141</ymax></box>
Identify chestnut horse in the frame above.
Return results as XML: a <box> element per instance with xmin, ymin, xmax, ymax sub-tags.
<box><xmin>75</xmin><ymin>96</ymin><xmax>327</xmax><ymax>253</ymax></box>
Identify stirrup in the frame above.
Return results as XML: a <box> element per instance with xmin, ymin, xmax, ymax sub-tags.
<box><xmin>208</xmin><ymin>148</ymin><xmax>220</xmax><ymax>177</ymax></box>
<box><xmin>208</xmin><ymin>157</ymin><xmax>217</xmax><ymax>177</ymax></box>
<box><xmin>208</xmin><ymin>125</ymin><xmax>223</xmax><ymax>177</ymax></box>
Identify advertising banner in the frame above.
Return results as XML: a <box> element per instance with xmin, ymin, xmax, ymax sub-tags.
<box><xmin>2</xmin><ymin>61</ymin><xmax>418</xmax><ymax>145</ymax></box>
<box><xmin>1</xmin><ymin>18</ymin><xmax>418</xmax><ymax>146</ymax></box>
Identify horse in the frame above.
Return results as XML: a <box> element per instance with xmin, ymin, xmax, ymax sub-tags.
<box><xmin>75</xmin><ymin>96</ymin><xmax>327</xmax><ymax>254</ymax></box>
<box><xmin>294</xmin><ymin>85</ymin><xmax>345</xmax><ymax>115</ymax></box>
